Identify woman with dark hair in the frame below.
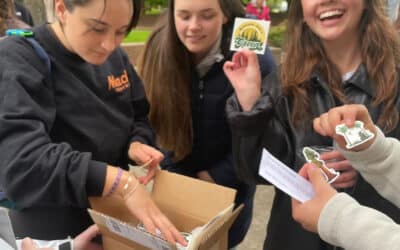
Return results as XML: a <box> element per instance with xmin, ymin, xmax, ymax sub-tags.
<box><xmin>0</xmin><ymin>0</ymin><xmax>186</xmax><ymax>245</ymax></box>
<box><xmin>224</xmin><ymin>0</ymin><xmax>400</xmax><ymax>249</ymax></box>
<box><xmin>138</xmin><ymin>0</ymin><xmax>276</xmax><ymax>248</ymax></box>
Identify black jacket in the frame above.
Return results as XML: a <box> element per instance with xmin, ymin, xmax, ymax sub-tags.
<box><xmin>162</xmin><ymin>48</ymin><xmax>276</xmax><ymax>248</ymax></box>
<box><xmin>227</xmin><ymin>65</ymin><xmax>400</xmax><ymax>250</ymax></box>
<box><xmin>0</xmin><ymin>25</ymin><xmax>155</xmax><ymax>239</ymax></box>
<box><xmin>167</xmin><ymin>49</ymin><xmax>276</xmax><ymax>176</ymax></box>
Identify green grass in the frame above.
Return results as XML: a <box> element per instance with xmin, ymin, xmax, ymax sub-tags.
<box><xmin>123</xmin><ymin>29</ymin><xmax>151</xmax><ymax>43</ymax></box>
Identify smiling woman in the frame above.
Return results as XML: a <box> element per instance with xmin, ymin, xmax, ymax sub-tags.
<box><xmin>0</xmin><ymin>0</ymin><xmax>186</xmax><ymax>246</ymax></box>
<box><xmin>223</xmin><ymin>0</ymin><xmax>400</xmax><ymax>250</ymax></box>
<box><xmin>137</xmin><ymin>0</ymin><xmax>277</xmax><ymax>249</ymax></box>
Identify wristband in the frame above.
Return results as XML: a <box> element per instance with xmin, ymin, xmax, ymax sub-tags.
<box><xmin>106</xmin><ymin>168</ymin><xmax>123</xmax><ymax>197</ymax></box>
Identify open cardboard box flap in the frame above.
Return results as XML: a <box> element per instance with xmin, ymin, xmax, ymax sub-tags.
<box><xmin>89</xmin><ymin>170</ymin><xmax>242</xmax><ymax>250</ymax></box>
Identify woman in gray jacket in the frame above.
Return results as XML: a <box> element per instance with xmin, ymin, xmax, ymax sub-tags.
<box><xmin>292</xmin><ymin>104</ymin><xmax>400</xmax><ymax>250</ymax></box>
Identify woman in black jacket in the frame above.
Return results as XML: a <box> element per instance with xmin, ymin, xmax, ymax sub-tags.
<box><xmin>224</xmin><ymin>0</ymin><xmax>400</xmax><ymax>250</ymax></box>
<box><xmin>0</xmin><ymin>0</ymin><xmax>185</xmax><ymax>245</ymax></box>
<box><xmin>138</xmin><ymin>0</ymin><xmax>276</xmax><ymax>248</ymax></box>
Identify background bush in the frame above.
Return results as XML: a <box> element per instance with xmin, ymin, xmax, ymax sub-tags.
<box><xmin>268</xmin><ymin>20</ymin><xmax>287</xmax><ymax>48</ymax></box>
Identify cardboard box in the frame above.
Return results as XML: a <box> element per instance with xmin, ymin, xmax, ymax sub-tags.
<box><xmin>89</xmin><ymin>170</ymin><xmax>243</xmax><ymax>250</ymax></box>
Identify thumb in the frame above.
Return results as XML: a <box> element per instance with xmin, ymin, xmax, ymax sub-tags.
<box><xmin>21</xmin><ymin>238</ymin><xmax>36</xmax><ymax>250</ymax></box>
<box><xmin>76</xmin><ymin>225</ymin><xmax>100</xmax><ymax>242</ymax></box>
<box><xmin>308</xmin><ymin>166</ymin><xmax>327</xmax><ymax>189</ymax></box>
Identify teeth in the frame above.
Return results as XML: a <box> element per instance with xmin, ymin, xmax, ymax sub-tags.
<box><xmin>320</xmin><ymin>10</ymin><xmax>344</xmax><ymax>20</ymax></box>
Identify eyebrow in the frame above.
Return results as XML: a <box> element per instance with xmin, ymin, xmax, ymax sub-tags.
<box><xmin>87</xmin><ymin>18</ymin><xmax>108</xmax><ymax>26</ymax></box>
<box><xmin>176</xmin><ymin>8</ymin><xmax>216</xmax><ymax>13</ymax></box>
<box><xmin>87</xmin><ymin>18</ymin><xmax>129</xmax><ymax>30</ymax></box>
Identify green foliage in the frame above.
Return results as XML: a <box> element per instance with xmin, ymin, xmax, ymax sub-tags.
<box><xmin>145</xmin><ymin>0</ymin><xmax>168</xmax><ymax>9</ymax></box>
<box><xmin>145</xmin><ymin>8</ymin><xmax>163</xmax><ymax>15</ymax></box>
<box><xmin>268</xmin><ymin>20</ymin><xmax>287</xmax><ymax>48</ymax></box>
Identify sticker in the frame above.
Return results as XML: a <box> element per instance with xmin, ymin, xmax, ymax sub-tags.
<box><xmin>104</xmin><ymin>217</ymin><xmax>172</xmax><ymax>250</ymax></box>
<box><xmin>230</xmin><ymin>17</ymin><xmax>270</xmax><ymax>54</ymax></box>
<box><xmin>302</xmin><ymin>147</ymin><xmax>340</xmax><ymax>184</ymax></box>
<box><xmin>136</xmin><ymin>222</ymin><xmax>192</xmax><ymax>250</ymax></box>
<box><xmin>335</xmin><ymin>121</ymin><xmax>375</xmax><ymax>149</ymax></box>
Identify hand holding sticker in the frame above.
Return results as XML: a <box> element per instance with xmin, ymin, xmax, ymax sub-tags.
<box><xmin>302</xmin><ymin>147</ymin><xmax>340</xmax><ymax>184</ymax></box>
<box><xmin>335</xmin><ymin>121</ymin><xmax>375</xmax><ymax>149</ymax></box>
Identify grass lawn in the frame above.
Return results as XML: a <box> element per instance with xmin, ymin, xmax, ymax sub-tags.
<box><xmin>123</xmin><ymin>29</ymin><xmax>151</xmax><ymax>43</ymax></box>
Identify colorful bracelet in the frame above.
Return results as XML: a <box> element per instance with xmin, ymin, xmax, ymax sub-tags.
<box><xmin>106</xmin><ymin>168</ymin><xmax>123</xmax><ymax>197</ymax></box>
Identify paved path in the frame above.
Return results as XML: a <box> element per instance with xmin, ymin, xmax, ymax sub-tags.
<box><xmin>237</xmin><ymin>186</ymin><xmax>275</xmax><ymax>250</ymax></box>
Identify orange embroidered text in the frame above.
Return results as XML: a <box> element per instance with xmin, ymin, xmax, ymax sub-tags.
<box><xmin>108</xmin><ymin>70</ymin><xmax>130</xmax><ymax>92</ymax></box>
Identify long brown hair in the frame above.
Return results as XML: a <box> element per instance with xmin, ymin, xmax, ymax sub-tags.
<box><xmin>138</xmin><ymin>0</ymin><xmax>244</xmax><ymax>161</ymax></box>
<box><xmin>0</xmin><ymin>0</ymin><xmax>14</xmax><ymax>36</ymax></box>
<box><xmin>282</xmin><ymin>0</ymin><xmax>400</xmax><ymax>131</ymax></box>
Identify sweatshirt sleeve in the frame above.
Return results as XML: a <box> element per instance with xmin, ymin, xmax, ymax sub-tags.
<box><xmin>0</xmin><ymin>37</ymin><xmax>106</xmax><ymax>209</ymax></box>
<box><xmin>318</xmin><ymin>193</ymin><xmax>400</xmax><ymax>250</ymax></box>
<box><xmin>337</xmin><ymin>127</ymin><xmax>400</xmax><ymax>208</ymax></box>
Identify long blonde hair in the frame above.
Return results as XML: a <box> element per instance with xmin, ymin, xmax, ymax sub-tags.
<box><xmin>281</xmin><ymin>0</ymin><xmax>400</xmax><ymax>131</ymax></box>
<box><xmin>138</xmin><ymin>0</ymin><xmax>245</xmax><ymax>161</ymax></box>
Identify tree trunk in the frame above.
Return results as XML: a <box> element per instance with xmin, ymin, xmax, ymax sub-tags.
<box><xmin>21</xmin><ymin>0</ymin><xmax>47</xmax><ymax>25</ymax></box>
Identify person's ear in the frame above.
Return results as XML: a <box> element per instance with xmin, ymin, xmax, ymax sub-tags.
<box><xmin>54</xmin><ymin>0</ymin><xmax>68</xmax><ymax>24</ymax></box>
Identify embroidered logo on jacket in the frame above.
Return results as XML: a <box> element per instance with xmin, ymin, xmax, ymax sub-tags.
<box><xmin>108</xmin><ymin>70</ymin><xmax>130</xmax><ymax>92</ymax></box>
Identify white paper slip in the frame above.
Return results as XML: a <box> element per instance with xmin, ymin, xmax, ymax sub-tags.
<box><xmin>258</xmin><ymin>149</ymin><xmax>315</xmax><ymax>203</ymax></box>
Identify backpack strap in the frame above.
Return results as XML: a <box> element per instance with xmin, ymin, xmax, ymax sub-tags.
<box><xmin>26</xmin><ymin>37</ymin><xmax>52</xmax><ymax>73</ymax></box>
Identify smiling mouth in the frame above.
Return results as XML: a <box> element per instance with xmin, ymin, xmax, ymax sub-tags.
<box><xmin>187</xmin><ymin>36</ymin><xmax>204</xmax><ymax>42</ymax></box>
<box><xmin>319</xmin><ymin>9</ymin><xmax>345</xmax><ymax>21</ymax></box>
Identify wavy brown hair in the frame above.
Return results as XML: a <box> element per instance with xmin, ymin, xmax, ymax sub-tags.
<box><xmin>282</xmin><ymin>0</ymin><xmax>400</xmax><ymax>131</ymax></box>
<box><xmin>0</xmin><ymin>0</ymin><xmax>14</xmax><ymax>36</ymax></box>
<box><xmin>138</xmin><ymin>0</ymin><xmax>245</xmax><ymax>161</ymax></box>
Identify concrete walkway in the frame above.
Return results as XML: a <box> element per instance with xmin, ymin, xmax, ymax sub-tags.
<box><xmin>237</xmin><ymin>186</ymin><xmax>275</xmax><ymax>250</ymax></box>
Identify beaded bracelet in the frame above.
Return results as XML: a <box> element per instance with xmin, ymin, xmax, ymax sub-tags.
<box><xmin>122</xmin><ymin>174</ymin><xmax>140</xmax><ymax>200</ymax></box>
<box><xmin>106</xmin><ymin>168</ymin><xmax>123</xmax><ymax>197</ymax></box>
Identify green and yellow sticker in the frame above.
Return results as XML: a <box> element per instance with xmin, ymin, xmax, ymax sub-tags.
<box><xmin>230</xmin><ymin>18</ymin><xmax>270</xmax><ymax>54</ymax></box>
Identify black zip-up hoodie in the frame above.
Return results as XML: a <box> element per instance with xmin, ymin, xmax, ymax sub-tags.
<box><xmin>0</xmin><ymin>25</ymin><xmax>155</xmax><ymax>239</ymax></box>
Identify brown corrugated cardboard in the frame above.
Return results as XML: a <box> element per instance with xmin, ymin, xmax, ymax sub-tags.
<box><xmin>89</xmin><ymin>170</ymin><xmax>242</xmax><ymax>250</ymax></box>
